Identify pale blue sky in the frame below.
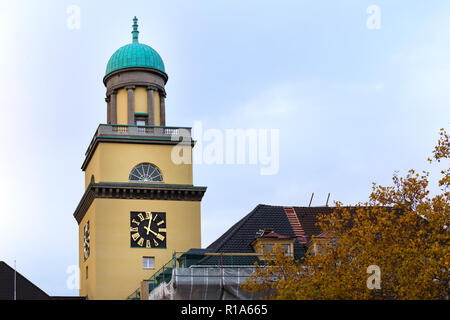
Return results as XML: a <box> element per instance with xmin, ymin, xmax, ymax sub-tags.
<box><xmin>0</xmin><ymin>0</ymin><xmax>448</xmax><ymax>296</ymax></box>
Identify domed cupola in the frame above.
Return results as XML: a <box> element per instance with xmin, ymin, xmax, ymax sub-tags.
<box><xmin>104</xmin><ymin>17</ymin><xmax>168</xmax><ymax>126</ymax></box>
<box><xmin>105</xmin><ymin>17</ymin><xmax>166</xmax><ymax>77</ymax></box>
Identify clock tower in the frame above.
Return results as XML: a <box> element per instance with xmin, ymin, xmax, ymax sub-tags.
<box><xmin>73</xmin><ymin>17</ymin><xmax>206</xmax><ymax>300</ymax></box>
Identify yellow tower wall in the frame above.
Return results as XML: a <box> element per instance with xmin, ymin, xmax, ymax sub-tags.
<box><xmin>84</xmin><ymin>142</ymin><xmax>193</xmax><ymax>189</ymax></box>
<box><xmin>85</xmin><ymin>147</ymin><xmax>100</xmax><ymax>188</ymax></box>
<box><xmin>79</xmin><ymin>202</ymin><xmax>97</xmax><ymax>299</ymax></box>
<box><xmin>79</xmin><ymin>198</ymin><xmax>202</xmax><ymax>300</ymax></box>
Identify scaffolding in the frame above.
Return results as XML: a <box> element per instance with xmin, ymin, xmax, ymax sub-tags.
<box><xmin>149</xmin><ymin>252</ymin><xmax>269</xmax><ymax>300</ymax></box>
<box><xmin>148</xmin><ymin>266</ymin><xmax>266</xmax><ymax>300</ymax></box>
<box><xmin>127</xmin><ymin>251</ymin><xmax>269</xmax><ymax>300</ymax></box>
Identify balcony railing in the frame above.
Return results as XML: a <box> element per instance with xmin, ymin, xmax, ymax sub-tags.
<box><xmin>85</xmin><ymin>124</ymin><xmax>192</xmax><ymax>156</ymax></box>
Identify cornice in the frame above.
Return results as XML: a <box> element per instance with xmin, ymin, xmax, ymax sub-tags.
<box><xmin>73</xmin><ymin>182</ymin><xmax>207</xmax><ymax>224</ymax></box>
<box><xmin>103</xmin><ymin>67</ymin><xmax>168</xmax><ymax>86</ymax></box>
<box><xmin>81</xmin><ymin>134</ymin><xmax>195</xmax><ymax>171</ymax></box>
<box><xmin>106</xmin><ymin>83</ymin><xmax>166</xmax><ymax>97</ymax></box>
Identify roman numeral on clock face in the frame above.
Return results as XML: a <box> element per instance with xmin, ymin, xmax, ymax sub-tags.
<box><xmin>132</xmin><ymin>233</ymin><xmax>140</xmax><ymax>241</ymax></box>
<box><xmin>156</xmin><ymin>234</ymin><xmax>165</xmax><ymax>241</ymax></box>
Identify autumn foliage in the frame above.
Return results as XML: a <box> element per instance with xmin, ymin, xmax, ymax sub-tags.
<box><xmin>243</xmin><ymin>129</ymin><xmax>449</xmax><ymax>299</ymax></box>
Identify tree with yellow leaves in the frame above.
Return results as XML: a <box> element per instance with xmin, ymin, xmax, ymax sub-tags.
<box><xmin>243</xmin><ymin>129</ymin><xmax>449</xmax><ymax>299</ymax></box>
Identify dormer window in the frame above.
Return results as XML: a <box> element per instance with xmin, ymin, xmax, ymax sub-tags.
<box><xmin>307</xmin><ymin>232</ymin><xmax>336</xmax><ymax>256</ymax></box>
<box><xmin>250</xmin><ymin>229</ymin><xmax>295</xmax><ymax>259</ymax></box>
<box><xmin>262</xmin><ymin>244</ymin><xmax>291</xmax><ymax>256</ymax></box>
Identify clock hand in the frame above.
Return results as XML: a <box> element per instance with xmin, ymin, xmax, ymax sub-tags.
<box><xmin>142</xmin><ymin>213</ymin><xmax>153</xmax><ymax>235</ymax></box>
<box><xmin>145</xmin><ymin>219</ymin><xmax>152</xmax><ymax>235</ymax></box>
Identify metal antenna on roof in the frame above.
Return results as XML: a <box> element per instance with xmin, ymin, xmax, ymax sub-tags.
<box><xmin>308</xmin><ymin>193</ymin><xmax>314</xmax><ymax>207</ymax></box>
<box><xmin>326</xmin><ymin>193</ymin><xmax>330</xmax><ymax>207</ymax></box>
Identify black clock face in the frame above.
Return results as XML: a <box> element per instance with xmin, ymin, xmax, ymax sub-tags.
<box><xmin>84</xmin><ymin>221</ymin><xmax>90</xmax><ymax>260</ymax></box>
<box><xmin>130</xmin><ymin>211</ymin><xmax>166</xmax><ymax>248</ymax></box>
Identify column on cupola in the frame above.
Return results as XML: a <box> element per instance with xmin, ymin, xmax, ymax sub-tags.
<box><xmin>147</xmin><ymin>87</ymin><xmax>155</xmax><ymax>125</ymax></box>
<box><xmin>126</xmin><ymin>86</ymin><xmax>135</xmax><ymax>125</ymax></box>
<box><xmin>159</xmin><ymin>90</ymin><xmax>166</xmax><ymax>126</ymax></box>
<box><xmin>110</xmin><ymin>90</ymin><xmax>117</xmax><ymax>124</ymax></box>
<box><xmin>105</xmin><ymin>96</ymin><xmax>111</xmax><ymax>124</ymax></box>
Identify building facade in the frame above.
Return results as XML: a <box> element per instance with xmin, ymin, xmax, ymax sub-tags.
<box><xmin>73</xmin><ymin>17</ymin><xmax>206</xmax><ymax>300</ymax></box>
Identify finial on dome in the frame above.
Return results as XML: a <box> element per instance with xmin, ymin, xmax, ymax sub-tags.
<box><xmin>132</xmin><ymin>16</ymin><xmax>139</xmax><ymax>43</ymax></box>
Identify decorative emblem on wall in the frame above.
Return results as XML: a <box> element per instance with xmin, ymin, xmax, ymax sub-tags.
<box><xmin>84</xmin><ymin>221</ymin><xmax>90</xmax><ymax>260</ymax></box>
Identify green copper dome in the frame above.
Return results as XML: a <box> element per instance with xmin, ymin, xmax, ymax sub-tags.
<box><xmin>105</xmin><ymin>17</ymin><xmax>166</xmax><ymax>77</ymax></box>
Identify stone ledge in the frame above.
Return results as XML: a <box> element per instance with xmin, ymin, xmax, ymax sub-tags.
<box><xmin>73</xmin><ymin>182</ymin><xmax>207</xmax><ymax>224</ymax></box>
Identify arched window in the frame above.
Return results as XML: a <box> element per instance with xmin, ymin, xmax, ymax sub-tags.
<box><xmin>129</xmin><ymin>163</ymin><xmax>163</xmax><ymax>182</ymax></box>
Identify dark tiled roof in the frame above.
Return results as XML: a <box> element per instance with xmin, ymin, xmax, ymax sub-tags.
<box><xmin>206</xmin><ymin>205</ymin><xmax>297</xmax><ymax>253</ymax></box>
<box><xmin>0</xmin><ymin>261</ymin><xmax>50</xmax><ymax>300</ymax></box>
<box><xmin>197</xmin><ymin>255</ymin><xmax>260</xmax><ymax>266</ymax></box>
<box><xmin>293</xmin><ymin>206</ymin><xmax>334</xmax><ymax>241</ymax></box>
<box><xmin>206</xmin><ymin>205</ymin><xmax>261</xmax><ymax>253</ymax></box>
<box><xmin>182</xmin><ymin>248</ymin><xmax>212</xmax><ymax>256</ymax></box>
<box><xmin>196</xmin><ymin>205</ymin><xmax>370</xmax><ymax>266</ymax></box>
<box><xmin>294</xmin><ymin>206</ymin><xmax>363</xmax><ymax>241</ymax></box>
<box><xmin>200</xmin><ymin>204</ymin><xmax>329</xmax><ymax>265</ymax></box>
<box><xmin>260</xmin><ymin>231</ymin><xmax>293</xmax><ymax>239</ymax></box>
<box><xmin>199</xmin><ymin>204</ymin><xmax>348</xmax><ymax>266</ymax></box>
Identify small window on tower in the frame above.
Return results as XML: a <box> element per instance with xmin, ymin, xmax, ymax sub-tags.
<box><xmin>129</xmin><ymin>163</ymin><xmax>163</xmax><ymax>182</ymax></box>
<box><xmin>143</xmin><ymin>257</ymin><xmax>155</xmax><ymax>270</ymax></box>
<box><xmin>136</xmin><ymin>120</ymin><xmax>146</xmax><ymax>126</ymax></box>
